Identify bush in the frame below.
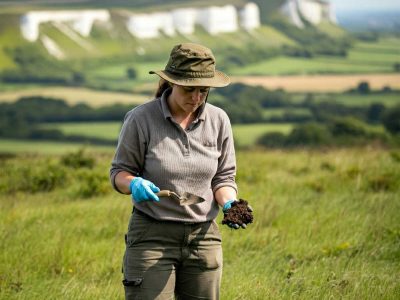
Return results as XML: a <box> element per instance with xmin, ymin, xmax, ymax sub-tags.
<box><xmin>357</xmin><ymin>81</ymin><xmax>371</xmax><ymax>94</ymax></box>
<box><xmin>70</xmin><ymin>170</ymin><xmax>110</xmax><ymax>198</ymax></box>
<box><xmin>61</xmin><ymin>149</ymin><xmax>95</xmax><ymax>169</ymax></box>
<box><xmin>257</xmin><ymin>132</ymin><xmax>287</xmax><ymax>148</ymax></box>
<box><xmin>2</xmin><ymin>160</ymin><xmax>67</xmax><ymax>194</ymax></box>
<box><xmin>286</xmin><ymin>123</ymin><xmax>332</xmax><ymax>146</ymax></box>
<box><xmin>126</xmin><ymin>67</ymin><xmax>137</xmax><ymax>79</ymax></box>
<box><xmin>382</xmin><ymin>105</ymin><xmax>400</xmax><ymax>135</ymax></box>
<box><xmin>394</xmin><ymin>63</ymin><xmax>400</xmax><ymax>73</ymax></box>
<box><xmin>367</xmin><ymin>103</ymin><xmax>386</xmax><ymax>124</ymax></box>
<box><xmin>328</xmin><ymin>117</ymin><xmax>369</xmax><ymax>137</ymax></box>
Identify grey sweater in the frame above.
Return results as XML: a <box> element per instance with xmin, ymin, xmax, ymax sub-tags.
<box><xmin>110</xmin><ymin>89</ymin><xmax>237</xmax><ymax>222</ymax></box>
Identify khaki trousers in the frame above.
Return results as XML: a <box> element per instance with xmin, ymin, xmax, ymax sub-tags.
<box><xmin>122</xmin><ymin>209</ymin><xmax>222</xmax><ymax>300</ymax></box>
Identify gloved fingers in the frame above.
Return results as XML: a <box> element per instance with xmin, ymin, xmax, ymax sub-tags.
<box><xmin>228</xmin><ymin>223</ymin><xmax>240</xmax><ymax>230</ymax></box>
<box><xmin>143</xmin><ymin>185</ymin><xmax>160</xmax><ymax>202</ymax></box>
<box><xmin>227</xmin><ymin>222</ymin><xmax>247</xmax><ymax>229</ymax></box>
<box><xmin>148</xmin><ymin>182</ymin><xmax>161</xmax><ymax>193</ymax></box>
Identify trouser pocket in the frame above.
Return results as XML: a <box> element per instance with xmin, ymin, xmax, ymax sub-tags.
<box><xmin>126</xmin><ymin>211</ymin><xmax>154</xmax><ymax>247</ymax></box>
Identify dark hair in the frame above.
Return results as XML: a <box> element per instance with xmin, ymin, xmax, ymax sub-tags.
<box><xmin>155</xmin><ymin>79</ymin><xmax>171</xmax><ymax>98</ymax></box>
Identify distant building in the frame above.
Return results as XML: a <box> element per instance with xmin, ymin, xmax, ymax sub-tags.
<box><xmin>20</xmin><ymin>10</ymin><xmax>110</xmax><ymax>42</ymax></box>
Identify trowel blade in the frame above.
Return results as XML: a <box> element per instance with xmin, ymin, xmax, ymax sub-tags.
<box><xmin>179</xmin><ymin>192</ymin><xmax>205</xmax><ymax>206</ymax></box>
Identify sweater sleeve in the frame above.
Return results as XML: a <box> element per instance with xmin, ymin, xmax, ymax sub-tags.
<box><xmin>109</xmin><ymin>110</ymin><xmax>146</xmax><ymax>193</ymax></box>
<box><xmin>211</xmin><ymin>111</ymin><xmax>238</xmax><ymax>194</ymax></box>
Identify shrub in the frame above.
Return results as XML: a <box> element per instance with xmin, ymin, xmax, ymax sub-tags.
<box><xmin>328</xmin><ymin>117</ymin><xmax>368</xmax><ymax>137</ymax></box>
<box><xmin>382</xmin><ymin>105</ymin><xmax>400</xmax><ymax>135</ymax></box>
<box><xmin>367</xmin><ymin>103</ymin><xmax>386</xmax><ymax>124</ymax></box>
<box><xmin>2</xmin><ymin>160</ymin><xmax>66</xmax><ymax>194</ymax></box>
<box><xmin>126</xmin><ymin>67</ymin><xmax>137</xmax><ymax>79</ymax></box>
<box><xmin>366</xmin><ymin>173</ymin><xmax>398</xmax><ymax>193</ymax></box>
<box><xmin>286</xmin><ymin>123</ymin><xmax>332</xmax><ymax>146</ymax></box>
<box><xmin>61</xmin><ymin>149</ymin><xmax>95</xmax><ymax>169</ymax></box>
<box><xmin>357</xmin><ymin>81</ymin><xmax>370</xmax><ymax>94</ymax></box>
<box><xmin>257</xmin><ymin>132</ymin><xmax>287</xmax><ymax>148</ymax></box>
<box><xmin>394</xmin><ymin>63</ymin><xmax>400</xmax><ymax>73</ymax></box>
<box><xmin>70</xmin><ymin>170</ymin><xmax>110</xmax><ymax>198</ymax></box>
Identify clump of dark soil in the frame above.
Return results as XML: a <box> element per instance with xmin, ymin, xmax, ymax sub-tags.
<box><xmin>222</xmin><ymin>199</ymin><xmax>253</xmax><ymax>228</ymax></box>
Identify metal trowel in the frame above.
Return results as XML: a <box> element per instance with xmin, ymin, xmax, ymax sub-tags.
<box><xmin>156</xmin><ymin>190</ymin><xmax>205</xmax><ymax>206</ymax></box>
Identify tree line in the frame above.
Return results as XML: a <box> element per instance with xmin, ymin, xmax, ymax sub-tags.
<box><xmin>1</xmin><ymin>83</ymin><xmax>399</xmax><ymax>147</ymax></box>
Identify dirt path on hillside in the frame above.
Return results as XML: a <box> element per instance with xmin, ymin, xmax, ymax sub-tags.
<box><xmin>232</xmin><ymin>73</ymin><xmax>400</xmax><ymax>92</ymax></box>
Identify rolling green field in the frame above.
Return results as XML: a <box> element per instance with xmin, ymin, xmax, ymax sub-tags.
<box><xmin>230</xmin><ymin>38</ymin><xmax>400</xmax><ymax>76</ymax></box>
<box><xmin>232</xmin><ymin>123</ymin><xmax>293</xmax><ymax>147</ymax></box>
<box><xmin>35</xmin><ymin>122</ymin><xmax>294</xmax><ymax>148</ymax></box>
<box><xmin>1</xmin><ymin>147</ymin><xmax>399</xmax><ymax>299</ymax></box>
<box><xmin>41</xmin><ymin>122</ymin><xmax>123</xmax><ymax>141</ymax></box>
<box><xmin>0</xmin><ymin>139</ymin><xmax>115</xmax><ymax>154</ymax></box>
<box><xmin>291</xmin><ymin>92</ymin><xmax>400</xmax><ymax>107</ymax></box>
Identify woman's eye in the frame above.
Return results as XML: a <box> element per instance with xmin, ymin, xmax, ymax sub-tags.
<box><xmin>200</xmin><ymin>89</ymin><xmax>209</xmax><ymax>93</ymax></box>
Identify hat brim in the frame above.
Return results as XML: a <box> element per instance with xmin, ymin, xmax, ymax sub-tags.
<box><xmin>149</xmin><ymin>70</ymin><xmax>230</xmax><ymax>87</ymax></box>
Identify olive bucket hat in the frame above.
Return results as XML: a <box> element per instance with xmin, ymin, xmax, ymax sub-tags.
<box><xmin>149</xmin><ymin>43</ymin><xmax>230</xmax><ymax>87</ymax></box>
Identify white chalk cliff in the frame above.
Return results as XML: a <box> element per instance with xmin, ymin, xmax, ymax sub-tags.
<box><xmin>19</xmin><ymin>1</ymin><xmax>337</xmax><ymax>59</ymax></box>
<box><xmin>280</xmin><ymin>0</ymin><xmax>337</xmax><ymax>28</ymax></box>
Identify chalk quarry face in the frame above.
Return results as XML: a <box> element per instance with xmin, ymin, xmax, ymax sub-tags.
<box><xmin>19</xmin><ymin>1</ymin><xmax>336</xmax><ymax>58</ymax></box>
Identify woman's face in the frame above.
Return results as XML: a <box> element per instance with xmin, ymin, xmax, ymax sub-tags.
<box><xmin>169</xmin><ymin>84</ymin><xmax>210</xmax><ymax>115</ymax></box>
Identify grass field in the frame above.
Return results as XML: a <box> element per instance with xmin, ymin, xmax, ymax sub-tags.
<box><xmin>311</xmin><ymin>92</ymin><xmax>400</xmax><ymax>107</ymax></box>
<box><xmin>0</xmin><ymin>87</ymin><xmax>150</xmax><ymax>107</ymax></box>
<box><xmin>230</xmin><ymin>37</ymin><xmax>400</xmax><ymax>76</ymax></box>
<box><xmin>41</xmin><ymin>122</ymin><xmax>123</xmax><ymax>141</ymax></box>
<box><xmin>0</xmin><ymin>147</ymin><xmax>399</xmax><ymax>299</ymax></box>
<box><xmin>232</xmin><ymin>123</ymin><xmax>293</xmax><ymax>147</ymax></box>
<box><xmin>35</xmin><ymin>122</ymin><xmax>294</xmax><ymax>148</ymax></box>
<box><xmin>0</xmin><ymin>139</ymin><xmax>115</xmax><ymax>154</ymax></box>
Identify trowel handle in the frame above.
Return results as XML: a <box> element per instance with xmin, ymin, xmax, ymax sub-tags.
<box><xmin>156</xmin><ymin>190</ymin><xmax>171</xmax><ymax>197</ymax></box>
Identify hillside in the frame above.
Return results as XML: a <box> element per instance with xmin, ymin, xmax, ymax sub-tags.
<box><xmin>0</xmin><ymin>0</ymin><xmax>354</xmax><ymax>89</ymax></box>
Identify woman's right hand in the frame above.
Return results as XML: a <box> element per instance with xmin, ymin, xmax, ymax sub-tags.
<box><xmin>130</xmin><ymin>177</ymin><xmax>161</xmax><ymax>203</ymax></box>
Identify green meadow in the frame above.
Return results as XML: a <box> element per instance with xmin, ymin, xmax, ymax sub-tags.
<box><xmin>230</xmin><ymin>38</ymin><xmax>400</xmax><ymax>76</ymax></box>
<box><xmin>35</xmin><ymin>122</ymin><xmax>294</xmax><ymax>148</ymax></box>
<box><xmin>0</xmin><ymin>147</ymin><xmax>399</xmax><ymax>299</ymax></box>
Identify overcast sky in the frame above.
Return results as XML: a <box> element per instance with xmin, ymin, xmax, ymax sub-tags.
<box><xmin>331</xmin><ymin>0</ymin><xmax>400</xmax><ymax>13</ymax></box>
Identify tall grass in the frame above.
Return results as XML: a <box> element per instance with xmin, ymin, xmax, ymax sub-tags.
<box><xmin>0</xmin><ymin>148</ymin><xmax>399</xmax><ymax>299</ymax></box>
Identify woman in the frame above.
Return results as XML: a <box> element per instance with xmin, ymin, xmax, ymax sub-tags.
<box><xmin>110</xmin><ymin>43</ymin><xmax>243</xmax><ymax>299</ymax></box>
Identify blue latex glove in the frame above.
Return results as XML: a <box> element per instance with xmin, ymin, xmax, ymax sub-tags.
<box><xmin>129</xmin><ymin>177</ymin><xmax>160</xmax><ymax>203</ymax></box>
<box><xmin>223</xmin><ymin>200</ymin><xmax>241</xmax><ymax>229</ymax></box>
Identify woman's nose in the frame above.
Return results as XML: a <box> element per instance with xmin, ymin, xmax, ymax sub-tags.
<box><xmin>192</xmin><ymin>89</ymin><xmax>202</xmax><ymax>101</ymax></box>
